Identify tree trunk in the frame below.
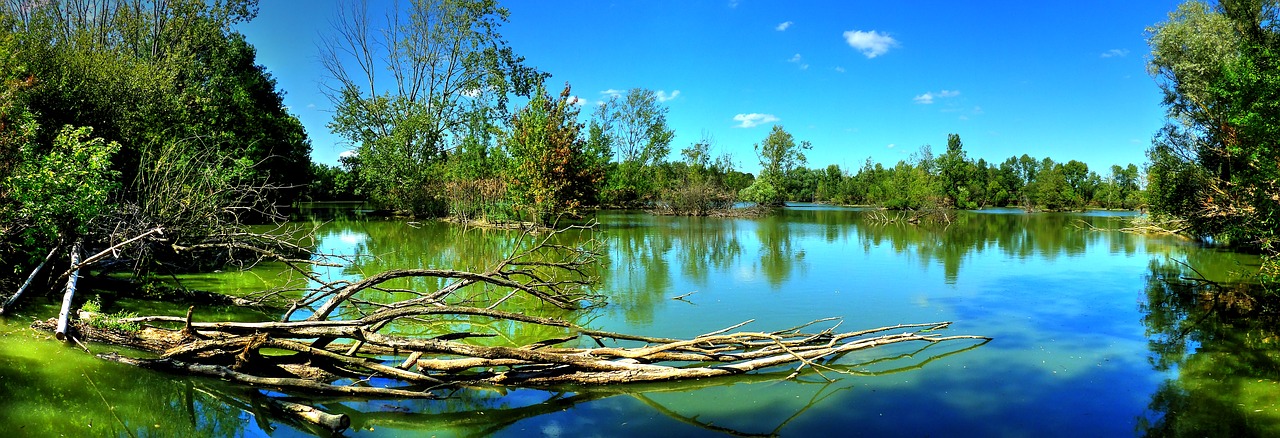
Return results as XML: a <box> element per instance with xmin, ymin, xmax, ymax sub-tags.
<box><xmin>55</xmin><ymin>240</ymin><xmax>83</xmax><ymax>341</ymax></box>
<box><xmin>0</xmin><ymin>244</ymin><xmax>59</xmax><ymax>315</ymax></box>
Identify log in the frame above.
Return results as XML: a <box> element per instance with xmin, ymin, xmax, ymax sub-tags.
<box><xmin>0</xmin><ymin>244</ymin><xmax>59</xmax><ymax>315</ymax></box>
<box><xmin>96</xmin><ymin>352</ymin><xmax>438</xmax><ymax>399</ymax></box>
<box><xmin>263</xmin><ymin>398</ymin><xmax>350</xmax><ymax>434</ymax></box>
<box><xmin>55</xmin><ymin>240</ymin><xmax>83</xmax><ymax>341</ymax></box>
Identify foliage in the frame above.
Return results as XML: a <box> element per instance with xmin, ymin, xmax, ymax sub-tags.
<box><xmin>503</xmin><ymin>83</ymin><xmax>605</xmax><ymax>224</ymax></box>
<box><xmin>591</xmin><ymin>88</ymin><xmax>675</xmax><ymax>206</ymax></box>
<box><xmin>748</xmin><ymin>125</ymin><xmax>810</xmax><ymax>206</ymax></box>
<box><xmin>306</xmin><ymin>161</ymin><xmax>362</xmax><ymax>201</ymax></box>
<box><xmin>5</xmin><ymin>0</ymin><xmax>311</xmax><ymax>200</ymax></box>
<box><xmin>739</xmin><ymin>178</ymin><xmax>781</xmax><ymax>207</ymax></box>
<box><xmin>657</xmin><ymin>134</ymin><xmax>738</xmax><ymax>215</ymax></box>
<box><xmin>5</xmin><ymin>125</ymin><xmax>120</xmax><ymax>244</ymax></box>
<box><xmin>81</xmin><ymin>298</ymin><xmax>142</xmax><ymax>333</ymax></box>
<box><xmin>321</xmin><ymin>0</ymin><xmax>544</xmax><ymax>216</ymax></box>
<box><xmin>794</xmin><ymin>133</ymin><xmax>1141</xmax><ymax>212</ymax></box>
<box><xmin>1146</xmin><ymin>0</ymin><xmax>1280</xmax><ymax>270</ymax></box>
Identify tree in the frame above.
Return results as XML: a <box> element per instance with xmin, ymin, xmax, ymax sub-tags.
<box><xmin>656</xmin><ymin>135</ymin><xmax>738</xmax><ymax>216</ymax></box>
<box><xmin>1147</xmin><ymin>0</ymin><xmax>1280</xmax><ymax>260</ymax></box>
<box><xmin>591</xmin><ymin>88</ymin><xmax>675</xmax><ymax>206</ymax></box>
<box><xmin>503</xmin><ymin>83</ymin><xmax>604</xmax><ymax>224</ymax></box>
<box><xmin>742</xmin><ymin>125</ymin><xmax>810</xmax><ymax>206</ymax></box>
<box><xmin>5</xmin><ymin>0</ymin><xmax>310</xmax><ymax>201</ymax></box>
<box><xmin>320</xmin><ymin>0</ymin><xmax>544</xmax><ymax>216</ymax></box>
<box><xmin>936</xmin><ymin>133</ymin><xmax>974</xmax><ymax>208</ymax></box>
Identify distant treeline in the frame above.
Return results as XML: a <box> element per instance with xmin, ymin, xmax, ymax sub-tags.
<box><xmin>309</xmin><ymin>129</ymin><xmax>1145</xmax><ymax>214</ymax></box>
<box><xmin>787</xmin><ymin>134</ymin><xmax>1144</xmax><ymax>211</ymax></box>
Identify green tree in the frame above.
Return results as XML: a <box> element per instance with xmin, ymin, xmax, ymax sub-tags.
<box><xmin>1147</xmin><ymin>0</ymin><xmax>1280</xmax><ymax>261</ymax></box>
<box><xmin>321</xmin><ymin>0</ymin><xmax>544</xmax><ymax>216</ymax></box>
<box><xmin>0</xmin><ymin>0</ymin><xmax>316</xmax><ymax>280</ymax></box>
<box><xmin>6</xmin><ymin>0</ymin><xmax>310</xmax><ymax>201</ymax></box>
<box><xmin>742</xmin><ymin>125</ymin><xmax>810</xmax><ymax>206</ymax></box>
<box><xmin>936</xmin><ymin>133</ymin><xmax>975</xmax><ymax>208</ymax></box>
<box><xmin>502</xmin><ymin>83</ymin><xmax>604</xmax><ymax>224</ymax></box>
<box><xmin>6</xmin><ymin>126</ymin><xmax>121</xmax><ymax>241</ymax></box>
<box><xmin>592</xmin><ymin>88</ymin><xmax>675</xmax><ymax>206</ymax></box>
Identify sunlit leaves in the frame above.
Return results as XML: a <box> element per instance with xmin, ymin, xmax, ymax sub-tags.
<box><xmin>5</xmin><ymin>125</ymin><xmax>120</xmax><ymax>241</ymax></box>
<box><xmin>503</xmin><ymin>83</ymin><xmax>605</xmax><ymax>224</ymax></box>
<box><xmin>1146</xmin><ymin>0</ymin><xmax>1280</xmax><ymax>273</ymax></box>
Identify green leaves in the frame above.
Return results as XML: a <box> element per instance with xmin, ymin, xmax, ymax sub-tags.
<box><xmin>749</xmin><ymin>125</ymin><xmax>811</xmax><ymax>206</ymax></box>
<box><xmin>5</xmin><ymin>125</ymin><xmax>120</xmax><ymax>240</ymax></box>
<box><xmin>503</xmin><ymin>83</ymin><xmax>604</xmax><ymax>224</ymax></box>
<box><xmin>591</xmin><ymin>88</ymin><xmax>675</xmax><ymax>206</ymax></box>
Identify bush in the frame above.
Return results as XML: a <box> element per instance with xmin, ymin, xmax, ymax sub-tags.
<box><xmin>657</xmin><ymin>182</ymin><xmax>735</xmax><ymax>216</ymax></box>
<box><xmin>739</xmin><ymin>179</ymin><xmax>782</xmax><ymax>206</ymax></box>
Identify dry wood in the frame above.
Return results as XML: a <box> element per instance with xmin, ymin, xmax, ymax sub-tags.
<box><xmin>262</xmin><ymin>397</ymin><xmax>350</xmax><ymax>434</ymax></box>
<box><xmin>0</xmin><ymin>244</ymin><xmax>59</xmax><ymax>315</ymax></box>
<box><xmin>55</xmin><ymin>240</ymin><xmax>83</xmax><ymax>341</ymax></box>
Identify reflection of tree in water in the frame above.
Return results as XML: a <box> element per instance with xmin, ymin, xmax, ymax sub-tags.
<box><xmin>1137</xmin><ymin>257</ymin><xmax>1280</xmax><ymax>437</ymax></box>
<box><xmin>599</xmin><ymin>215</ymin><xmax>746</xmax><ymax>324</ymax></box>
<box><xmin>601</xmin><ymin>220</ymin><xmax>675</xmax><ymax>325</ymax></box>
<box><xmin>754</xmin><ymin>214</ymin><xmax>806</xmax><ymax>287</ymax></box>
<box><xmin>673</xmin><ymin>217</ymin><xmax>743</xmax><ymax>286</ymax></box>
<box><xmin>852</xmin><ymin>211</ymin><xmax>1104</xmax><ymax>283</ymax></box>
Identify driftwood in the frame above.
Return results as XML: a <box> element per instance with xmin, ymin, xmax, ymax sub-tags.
<box><xmin>0</xmin><ymin>244</ymin><xmax>58</xmax><ymax>315</ymax></box>
<box><xmin>35</xmin><ymin>221</ymin><xmax>989</xmax><ymax>405</ymax></box>
<box><xmin>55</xmin><ymin>240</ymin><xmax>83</xmax><ymax>341</ymax></box>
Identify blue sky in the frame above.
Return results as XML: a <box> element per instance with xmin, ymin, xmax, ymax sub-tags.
<box><xmin>238</xmin><ymin>0</ymin><xmax>1183</xmax><ymax>175</ymax></box>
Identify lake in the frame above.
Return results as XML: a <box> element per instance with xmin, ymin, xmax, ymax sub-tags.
<box><xmin>0</xmin><ymin>205</ymin><xmax>1273</xmax><ymax>437</ymax></box>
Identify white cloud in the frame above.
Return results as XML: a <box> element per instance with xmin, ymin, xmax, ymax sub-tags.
<box><xmin>776</xmin><ymin>21</ymin><xmax>793</xmax><ymax>31</ymax></box>
<box><xmin>598</xmin><ymin>88</ymin><xmax>680</xmax><ymax>103</ymax></box>
<box><xmin>1101</xmin><ymin>48</ymin><xmax>1129</xmax><ymax>58</ymax></box>
<box><xmin>886</xmin><ymin>143</ymin><xmax>896</xmax><ymax>149</ymax></box>
<box><xmin>834</xmin><ymin>66</ymin><xmax>846</xmax><ymax>73</ymax></box>
<box><xmin>728</xmin><ymin>0</ymin><xmax>739</xmax><ymax>8</ymax></box>
<box><xmin>787</xmin><ymin>54</ymin><xmax>808</xmax><ymax>70</ymax></box>
<box><xmin>733</xmin><ymin>113</ymin><xmax>780</xmax><ymax>128</ymax></box>
<box><xmin>843</xmin><ymin>30</ymin><xmax>898</xmax><ymax>58</ymax></box>
<box><xmin>339</xmin><ymin>149</ymin><xmax>358</xmax><ymax>159</ymax></box>
<box><xmin>914</xmin><ymin>89</ymin><xmax>960</xmax><ymax>104</ymax></box>
<box><xmin>568</xmin><ymin>96</ymin><xmax>589</xmax><ymax>106</ymax></box>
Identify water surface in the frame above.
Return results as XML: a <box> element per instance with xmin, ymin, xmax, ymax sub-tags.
<box><xmin>0</xmin><ymin>206</ymin><xmax>1271</xmax><ymax>437</ymax></box>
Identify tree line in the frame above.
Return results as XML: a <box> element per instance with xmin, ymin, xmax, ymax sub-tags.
<box><xmin>785</xmin><ymin>134</ymin><xmax>1145</xmax><ymax>212</ymax></box>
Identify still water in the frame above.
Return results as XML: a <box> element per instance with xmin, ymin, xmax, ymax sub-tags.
<box><xmin>0</xmin><ymin>205</ymin><xmax>1273</xmax><ymax>437</ymax></box>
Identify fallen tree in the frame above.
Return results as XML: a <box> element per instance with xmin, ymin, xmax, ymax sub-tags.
<box><xmin>31</xmin><ymin>222</ymin><xmax>990</xmax><ymax>434</ymax></box>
